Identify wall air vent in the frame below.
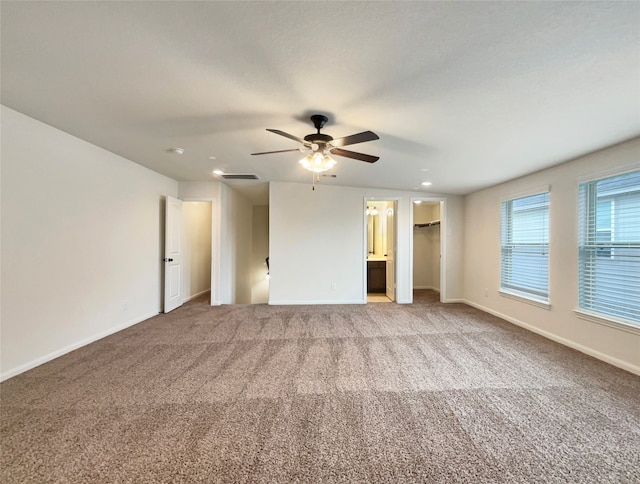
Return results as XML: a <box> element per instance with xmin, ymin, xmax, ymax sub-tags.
<box><xmin>220</xmin><ymin>174</ymin><xmax>259</xmax><ymax>180</ymax></box>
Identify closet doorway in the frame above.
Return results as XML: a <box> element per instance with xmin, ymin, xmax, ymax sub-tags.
<box><xmin>412</xmin><ymin>200</ymin><xmax>442</xmax><ymax>304</ymax></box>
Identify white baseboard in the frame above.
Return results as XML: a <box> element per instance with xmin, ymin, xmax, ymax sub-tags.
<box><xmin>462</xmin><ymin>299</ymin><xmax>640</xmax><ymax>376</ymax></box>
<box><xmin>269</xmin><ymin>299</ymin><xmax>365</xmax><ymax>305</ymax></box>
<box><xmin>182</xmin><ymin>289</ymin><xmax>211</xmax><ymax>303</ymax></box>
<box><xmin>1</xmin><ymin>311</ymin><xmax>158</xmax><ymax>382</ymax></box>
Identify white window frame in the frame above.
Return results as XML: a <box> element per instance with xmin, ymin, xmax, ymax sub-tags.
<box><xmin>500</xmin><ymin>186</ymin><xmax>551</xmax><ymax>308</ymax></box>
<box><xmin>575</xmin><ymin>167</ymin><xmax>640</xmax><ymax>331</ymax></box>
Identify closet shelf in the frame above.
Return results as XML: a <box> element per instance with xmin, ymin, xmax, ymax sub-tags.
<box><xmin>414</xmin><ymin>220</ymin><xmax>440</xmax><ymax>228</ymax></box>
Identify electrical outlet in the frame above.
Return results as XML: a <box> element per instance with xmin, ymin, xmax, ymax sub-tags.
<box><xmin>484</xmin><ymin>288</ymin><xmax>489</xmax><ymax>297</ymax></box>
<box><xmin>331</xmin><ymin>282</ymin><xmax>337</xmax><ymax>290</ymax></box>
<box><xmin>122</xmin><ymin>301</ymin><xmax>128</xmax><ymax>311</ymax></box>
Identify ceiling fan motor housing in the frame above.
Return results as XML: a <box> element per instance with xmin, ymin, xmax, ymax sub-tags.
<box><xmin>304</xmin><ymin>133</ymin><xmax>333</xmax><ymax>144</ymax></box>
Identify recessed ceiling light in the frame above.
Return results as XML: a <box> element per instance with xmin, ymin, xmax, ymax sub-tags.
<box><xmin>209</xmin><ymin>156</ymin><xmax>217</xmax><ymax>160</ymax></box>
<box><xmin>167</xmin><ymin>147</ymin><xmax>184</xmax><ymax>155</ymax></box>
<box><xmin>421</xmin><ymin>181</ymin><xmax>432</xmax><ymax>187</ymax></box>
<box><xmin>414</xmin><ymin>200</ymin><xmax>422</xmax><ymax>204</ymax></box>
<box><xmin>213</xmin><ymin>169</ymin><xmax>224</xmax><ymax>175</ymax></box>
<box><xmin>421</xmin><ymin>168</ymin><xmax>429</xmax><ymax>172</ymax></box>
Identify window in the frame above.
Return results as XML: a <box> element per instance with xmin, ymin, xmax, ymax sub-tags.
<box><xmin>501</xmin><ymin>191</ymin><xmax>550</xmax><ymax>304</ymax></box>
<box><xmin>595</xmin><ymin>199</ymin><xmax>613</xmax><ymax>258</ymax></box>
<box><xmin>578</xmin><ymin>170</ymin><xmax>640</xmax><ymax>325</ymax></box>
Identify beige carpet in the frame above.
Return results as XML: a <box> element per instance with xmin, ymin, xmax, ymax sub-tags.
<box><xmin>2</xmin><ymin>290</ymin><xmax>639</xmax><ymax>483</ymax></box>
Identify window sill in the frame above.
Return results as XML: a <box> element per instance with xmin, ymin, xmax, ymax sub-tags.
<box><xmin>574</xmin><ymin>310</ymin><xmax>640</xmax><ymax>335</ymax></box>
<box><xmin>499</xmin><ymin>289</ymin><xmax>551</xmax><ymax>310</ymax></box>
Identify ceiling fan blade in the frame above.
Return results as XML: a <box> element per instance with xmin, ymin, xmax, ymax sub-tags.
<box><xmin>251</xmin><ymin>148</ymin><xmax>302</xmax><ymax>156</ymax></box>
<box><xmin>330</xmin><ymin>148</ymin><xmax>379</xmax><ymax>163</ymax></box>
<box><xmin>266</xmin><ymin>129</ymin><xmax>308</xmax><ymax>145</ymax></box>
<box><xmin>329</xmin><ymin>130</ymin><xmax>379</xmax><ymax>148</ymax></box>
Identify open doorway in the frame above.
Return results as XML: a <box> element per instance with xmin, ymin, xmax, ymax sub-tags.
<box><xmin>412</xmin><ymin>199</ymin><xmax>442</xmax><ymax>304</ymax></box>
<box><xmin>182</xmin><ymin>201</ymin><xmax>212</xmax><ymax>303</ymax></box>
<box><xmin>365</xmin><ymin>200</ymin><xmax>397</xmax><ymax>303</ymax></box>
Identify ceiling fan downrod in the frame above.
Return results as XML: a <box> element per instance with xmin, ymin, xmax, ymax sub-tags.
<box><xmin>310</xmin><ymin>114</ymin><xmax>328</xmax><ymax>133</ymax></box>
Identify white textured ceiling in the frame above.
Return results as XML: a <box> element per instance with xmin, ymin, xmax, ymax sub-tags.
<box><xmin>2</xmin><ymin>1</ymin><xmax>639</xmax><ymax>203</ymax></box>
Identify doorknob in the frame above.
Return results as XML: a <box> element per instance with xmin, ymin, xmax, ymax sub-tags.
<box><xmin>163</xmin><ymin>258</ymin><xmax>174</xmax><ymax>262</ymax></box>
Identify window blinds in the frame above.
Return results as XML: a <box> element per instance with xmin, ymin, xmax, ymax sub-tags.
<box><xmin>578</xmin><ymin>170</ymin><xmax>640</xmax><ymax>324</ymax></box>
<box><xmin>501</xmin><ymin>192</ymin><xmax>550</xmax><ymax>302</ymax></box>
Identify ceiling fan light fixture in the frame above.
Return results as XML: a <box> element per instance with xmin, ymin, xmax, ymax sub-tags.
<box><xmin>299</xmin><ymin>152</ymin><xmax>336</xmax><ymax>173</ymax></box>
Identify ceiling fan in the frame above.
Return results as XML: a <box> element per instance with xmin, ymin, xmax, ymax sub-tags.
<box><xmin>251</xmin><ymin>114</ymin><xmax>380</xmax><ymax>173</ymax></box>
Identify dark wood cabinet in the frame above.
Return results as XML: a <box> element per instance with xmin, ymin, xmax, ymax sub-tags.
<box><xmin>367</xmin><ymin>260</ymin><xmax>386</xmax><ymax>293</ymax></box>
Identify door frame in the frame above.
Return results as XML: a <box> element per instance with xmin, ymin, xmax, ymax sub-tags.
<box><xmin>363</xmin><ymin>197</ymin><xmax>400</xmax><ymax>303</ymax></box>
<box><xmin>182</xmin><ymin>197</ymin><xmax>220</xmax><ymax>306</ymax></box>
<box><xmin>409</xmin><ymin>197</ymin><xmax>447</xmax><ymax>303</ymax></box>
<box><xmin>385</xmin><ymin>200</ymin><xmax>398</xmax><ymax>301</ymax></box>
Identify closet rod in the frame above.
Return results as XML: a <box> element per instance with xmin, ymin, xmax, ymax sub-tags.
<box><xmin>414</xmin><ymin>220</ymin><xmax>441</xmax><ymax>228</ymax></box>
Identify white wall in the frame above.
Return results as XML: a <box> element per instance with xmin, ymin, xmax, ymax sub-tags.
<box><xmin>251</xmin><ymin>205</ymin><xmax>269</xmax><ymax>304</ymax></box>
<box><xmin>269</xmin><ymin>182</ymin><xmax>464</xmax><ymax>304</ymax></box>
<box><xmin>269</xmin><ymin>183</ymin><xmax>364</xmax><ymax>304</ymax></box>
<box><xmin>182</xmin><ymin>201</ymin><xmax>212</xmax><ymax>301</ymax></box>
<box><xmin>1</xmin><ymin>106</ymin><xmax>178</xmax><ymax>380</ymax></box>
<box><xmin>463</xmin><ymin>137</ymin><xmax>640</xmax><ymax>374</ymax></box>
<box><xmin>442</xmin><ymin>195</ymin><xmax>465</xmax><ymax>302</ymax></box>
<box><xmin>224</xmin><ymin>185</ymin><xmax>253</xmax><ymax>304</ymax></box>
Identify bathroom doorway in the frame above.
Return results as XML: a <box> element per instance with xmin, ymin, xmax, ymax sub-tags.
<box><xmin>366</xmin><ymin>200</ymin><xmax>397</xmax><ymax>303</ymax></box>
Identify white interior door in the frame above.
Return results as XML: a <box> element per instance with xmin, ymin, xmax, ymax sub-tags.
<box><xmin>386</xmin><ymin>202</ymin><xmax>397</xmax><ymax>301</ymax></box>
<box><xmin>164</xmin><ymin>196</ymin><xmax>183</xmax><ymax>313</ymax></box>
